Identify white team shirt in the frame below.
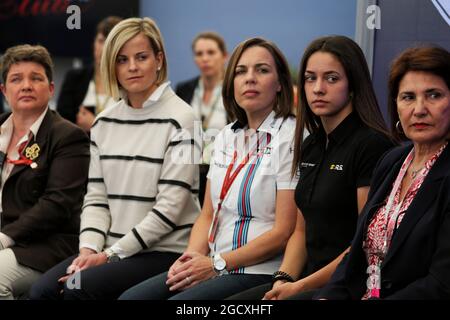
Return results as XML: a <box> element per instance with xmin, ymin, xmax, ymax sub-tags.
<box><xmin>207</xmin><ymin>111</ymin><xmax>298</xmax><ymax>274</ymax></box>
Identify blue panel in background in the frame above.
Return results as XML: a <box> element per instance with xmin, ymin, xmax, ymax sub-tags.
<box><xmin>140</xmin><ymin>0</ymin><xmax>356</xmax><ymax>86</ymax></box>
<box><xmin>373</xmin><ymin>0</ymin><xmax>450</xmax><ymax>122</ymax></box>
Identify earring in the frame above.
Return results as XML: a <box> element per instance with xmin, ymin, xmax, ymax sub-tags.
<box><xmin>395</xmin><ymin>121</ymin><xmax>403</xmax><ymax>134</ymax></box>
<box><xmin>157</xmin><ymin>66</ymin><xmax>161</xmax><ymax>71</ymax></box>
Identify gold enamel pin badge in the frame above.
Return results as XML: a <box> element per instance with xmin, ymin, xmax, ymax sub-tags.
<box><xmin>25</xmin><ymin>143</ymin><xmax>40</xmax><ymax>161</ymax></box>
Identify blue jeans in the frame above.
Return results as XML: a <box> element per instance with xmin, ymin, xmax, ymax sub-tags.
<box><xmin>119</xmin><ymin>271</ymin><xmax>271</xmax><ymax>300</ymax></box>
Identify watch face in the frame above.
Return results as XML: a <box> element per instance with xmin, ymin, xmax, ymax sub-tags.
<box><xmin>215</xmin><ymin>257</ymin><xmax>226</xmax><ymax>271</ymax></box>
<box><xmin>108</xmin><ymin>254</ymin><xmax>121</xmax><ymax>263</ymax></box>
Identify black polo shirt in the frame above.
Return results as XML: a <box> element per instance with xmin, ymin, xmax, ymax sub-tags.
<box><xmin>295</xmin><ymin>112</ymin><xmax>393</xmax><ymax>276</ymax></box>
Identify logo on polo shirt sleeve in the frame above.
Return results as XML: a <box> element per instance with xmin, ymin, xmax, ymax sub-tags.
<box><xmin>263</xmin><ymin>147</ymin><xmax>272</xmax><ymax>155</ymax></box>
<box><xmin>301</xmin><ymin>162</ymin><xmax>316</xmax><ymax>168</ymax></box>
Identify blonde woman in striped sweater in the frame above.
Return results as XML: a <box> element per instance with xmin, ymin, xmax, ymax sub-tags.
<box><xmin>30</xmin><ymin>17</ymin><xmax>200</xmax><ymax>300</ymax></box>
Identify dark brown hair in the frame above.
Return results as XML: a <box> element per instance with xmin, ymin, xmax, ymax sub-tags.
<box><xmin>222</xmin><ymin>37</ymin><xmax>293</xmax><ymax>125</ymax></box>
<box><xmin>1</xmin><ymin>44</ymin><xmax>53</xmax><ymax>83</ymax></box>
<box><xmin>388</xmin><ymin>46</ymin><xmax>450</xmax><ymax>141</ymax></box>
<box><xmin>292</xmin><ymin>35</ymin><xmax>391</xmax><ymax>175</ymax></box>
<box><xmin>96</xmin><ymin>16</ymin><xmax>123</xmax><ymax>38</ymax></box>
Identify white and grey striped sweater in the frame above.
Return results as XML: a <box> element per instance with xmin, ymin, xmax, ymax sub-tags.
<box><xmin>79</xmin><ymin>85</ymin><xmax>201</xmax><ymax>258</ymax></box>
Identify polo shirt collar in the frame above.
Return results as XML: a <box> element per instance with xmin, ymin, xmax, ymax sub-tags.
<box><xmin>231</xmin><ymin>110</ymin><xmax>282</xmax><ymax>135</ymax></box>
<box><xmin>230</xmin><ymin>120</ymin><xmax>244</xmax><ymax>131</ymax></box>
<box><xmin>323</xmin><ymin>112</ymin><xmax>361</xmax><ymax>146</ymax></box>
<box><xmin>311</xmin><ymin>111</ymin><xmax>361</xmax><ymax>144</ymax></box>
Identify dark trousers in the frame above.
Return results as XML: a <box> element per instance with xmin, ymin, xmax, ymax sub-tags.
<box><xmin>119</xmin><ymin>271</ymin><xmax>271</xmax><ymax>300</ymax></box>
<box><xmin>226</xmin><ymin>282</ymin><xmax>318</xmax><ymax>300</ymax></box>
<box><xmin>287</xmin><ymin>289</ymin><xmax>318</xmax><ymax>300</ymax></box>
<box><xmin>226</xmin><ymin>282</ymin><xmax>271</xmax><ymax>300</ymax></box>
<box><xmin>28</xmin><ymin>251</ymin><xmax>179</xmax><ymax>300</ymax></box>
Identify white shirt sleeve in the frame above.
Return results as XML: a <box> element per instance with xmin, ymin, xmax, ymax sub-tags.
<box><xmin>271</xmin><ymin>122</ymin><xmax>298</xmax><ymax>190</ymax></box>
<box><xmin>273</xmin><ymin>126</ymin><xmax>298</xmax><ymax>190</ymax></box>
<box><xmin>0</xmin><ymin>232</ymin><xmax>15</xmax><ymax>249</ymax></box>
<box><xmin>78</xmin><ymin>243</ymin><xmax>100</xmax><ymax>253</ymax></box>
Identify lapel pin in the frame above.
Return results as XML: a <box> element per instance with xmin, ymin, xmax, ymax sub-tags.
<box><xmin>25</xmin><ymin>143</ymin><xmax>40</xmax><ymax>161</ymax></box>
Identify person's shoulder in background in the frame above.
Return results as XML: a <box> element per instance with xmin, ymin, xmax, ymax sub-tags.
<box><xmin>175</xmin><ymin>76</ymin><xmax>200</xmax><ymax>104</ymax></box>
<box><xmin>56</xmin><ymin>65</ymin><xmax>94</xmax><ymax>123</ymax></box>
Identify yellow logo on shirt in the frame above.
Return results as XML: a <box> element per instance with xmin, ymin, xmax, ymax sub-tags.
<box><xmin>330</xmin><ymin>164</ymin><xmax>343</xmax><ymax>171</ymax></box>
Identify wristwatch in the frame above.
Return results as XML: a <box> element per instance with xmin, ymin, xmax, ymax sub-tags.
<box><xmin>104</xmin><ymin>248</ymin><xmax>121</xmax><ymax>263</ymax></box>
<box><xmin>213</xmin><ymin>253</ymin><xmax>228</xmax><ymax>276</ymax></box>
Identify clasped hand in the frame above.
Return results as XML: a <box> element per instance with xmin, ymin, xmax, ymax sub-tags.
<box><xmin>165</xmin><ymin>252</ymin><xmax>217</xmax><ymax>292</ymax></box>
<box><xmin>263</xmin><ymin>281</ymin><xmax>302</xmax><ymax>300</ymax></box>
<box><xmin>58</xmin><ymin>248</ymin><xmax>107</xmax><ymax>284</ymax></box>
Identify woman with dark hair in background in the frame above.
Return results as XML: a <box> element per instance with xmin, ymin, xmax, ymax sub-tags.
<box><xmin>317</xmin><ymin>46</ymin><xmax>450</xmax><ymax>300</ymax></box>
<box><xmin>176</xmin><ymin>31</ymin><xmax>229</xmax><ymax>206</ymax></box>
<box><xmin>56</xmin><ymin>16</ymin><xmax>122</xmax><ymax>132</ymax></box>
<box><xmin>176</xmin><ymin>31</ymin><xmax>228</xmax><ymax>132</ymax></box>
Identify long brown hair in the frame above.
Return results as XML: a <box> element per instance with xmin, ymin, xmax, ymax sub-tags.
<box><xmin>222</xmin><ymin>37</ymin><xmax>293</xmax><ymax>125</ymax></box>
<box><xmin>292</xmin><ymin>35</ymin><xmax>391</xmax><ymax>176</ymax></box>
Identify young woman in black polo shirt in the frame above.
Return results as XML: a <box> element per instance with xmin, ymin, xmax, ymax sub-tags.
<box><xmin>229</xmin><ymin>35</ymin><xmax>395</xmax><ymax>300</ymax></box>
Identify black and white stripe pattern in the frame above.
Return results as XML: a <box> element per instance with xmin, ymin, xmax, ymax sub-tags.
<box><xmin>79</xmin><ymin>85</ymin><xmax>201</xmax><ymax>258</ymax></box>
<box><xmin>92</xmin><ymin>117</ymin><xmax>182</xmax><ymax>130</ymax></box>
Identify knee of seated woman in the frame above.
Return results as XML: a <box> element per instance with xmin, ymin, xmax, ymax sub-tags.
<box><xmin>0</xmin><ymin>282</ymin><xmax>14</xmax><ymax>300</ymax></box>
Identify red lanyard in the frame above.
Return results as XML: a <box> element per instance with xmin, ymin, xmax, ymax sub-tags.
<box><xmin>6</xmin><ymin>139</ymin><xmax>32</xmax><ymax>166</ymax></box>
<box><xmin>208</xmin><ymin>132</ymin><xmax>268</xmax><ymax>243</ymax></box>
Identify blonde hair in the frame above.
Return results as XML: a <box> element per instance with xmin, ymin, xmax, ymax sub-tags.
<box><xmin>101</xmin><ymin>17</ymin><xmax>168</xmax><ymax>100</ymax></box>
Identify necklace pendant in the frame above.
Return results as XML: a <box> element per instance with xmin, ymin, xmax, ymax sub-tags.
<box><xmin>410</xmin><ymin>165</ymin><xmax>424</xmax><ymax>179</ymax></box>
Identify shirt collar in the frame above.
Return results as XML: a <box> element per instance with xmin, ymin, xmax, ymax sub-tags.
<box><xmin>196</xmin><ymin>78</ymin><xmax>222</xmax><ymax>95</ymax></box>
<box><xmin>122</xmin><ymin>81</ymin><xmax>171</xmax><ymax>109</ymax></box>
<box><xmin>29</xmin><ymin>106</ymin><xmax>48</xmax><ymax>138</ymax></box>
<box><xmin>326</xmin><ymin>112</ymin><xmax>361</xmax><ymax>145</ymax></box>
<box><xmin>0</xmin><ymin>106</ymin><xmax>48</xmax><ymax>152</ymax></box>
<box><xmin>0</xmin><ymin>115</ymin><xmax>14</xmax><ymax>153</ymax></box>
<box><xmin>231</xmin><ymin>110</ymin><xmax>282</xmax><ymax>135</ymax></box>
<box><xmin>0</xmin><ymin>106</ymin><xmax>47</xmax><ymax>138</ymax></box>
